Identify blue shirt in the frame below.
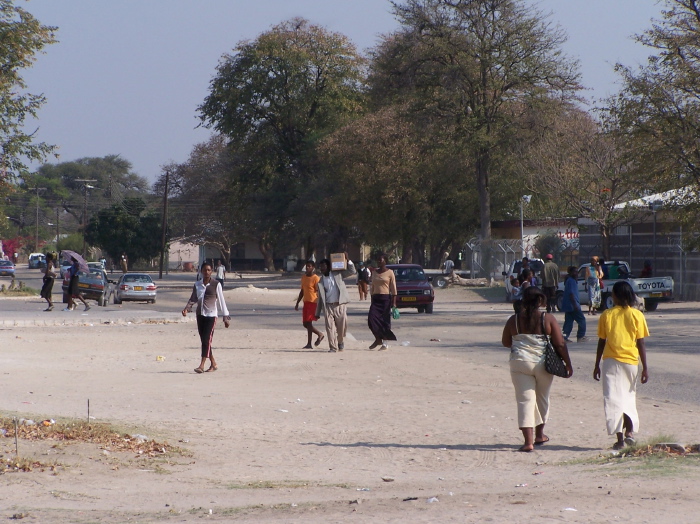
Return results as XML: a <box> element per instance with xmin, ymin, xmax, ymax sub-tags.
<box><xmin>69</xmin><ymin>263</ymin><xmax>80</xmax><ymax>278</ymax></box>
<box><xmin>561</xmin><ymin>275</ymin><xmax>580</xmax><ymax>312</ymax></box>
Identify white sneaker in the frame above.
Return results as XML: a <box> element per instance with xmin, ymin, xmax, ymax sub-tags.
<box><xmin>62</xmin><ymin>307</ymin><xmax>71</xmax><ymax>312</ymax></box>
<box><xmin>379</xmin><ymin>343</ymin><xmax>388</xmax><ymax>351</ymax></box>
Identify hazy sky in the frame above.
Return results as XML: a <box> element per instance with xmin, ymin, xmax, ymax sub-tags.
<box><xmin>21</xmin><ymin>0</ymin><xmax>665</xmax><ymax>183</ymax></box>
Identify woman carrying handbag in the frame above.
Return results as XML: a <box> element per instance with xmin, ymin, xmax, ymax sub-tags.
<box><xmin>502</xmin><ymin>287</ymin><xmax>573</xmax><ymax>452</ymax></box>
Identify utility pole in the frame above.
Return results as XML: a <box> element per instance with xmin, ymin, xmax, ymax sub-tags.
<box><xmin>32</xmin><ymin>187</ymin><xmax>47</xmax><ymax>251</ymax></box>
<box><xmin>75</xmin><ymin>179</ymin><xmax>97</xmax><ymax>257</ymax></box>
<box><xmin>158</xmin><ymin>170</ymin><xmax>169</xmax><ymax>279</ymax></box>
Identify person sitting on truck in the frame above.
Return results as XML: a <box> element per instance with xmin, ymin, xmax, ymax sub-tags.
<box><xmin>586</xmin><ymin>257</ymin><xmax>604</xmax><ymax>315</ymax></box>
<box><xmin>640</xmin><ymin>260</ymin><xmax>653</xmax><ymax>278</ymax></box>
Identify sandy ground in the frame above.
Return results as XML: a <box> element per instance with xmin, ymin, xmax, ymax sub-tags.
<box><xmin>1</xmin><ymin>285</ymin><xmax>699</xmax><ymax>523</ymax></box>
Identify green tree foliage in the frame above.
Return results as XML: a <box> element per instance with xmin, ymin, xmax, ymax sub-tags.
<box><xmin>84</xmin><ymin>199</ymin><xmax>162</xmax><ymax>264</ymax></box>
<box><xmin>27</xmin><ymin>155</ymin><xmax>150</xmax><ymax>224</ymax></box>
<box><xmin>0</xmin><ymin>0</ymin><xmax>56</xmax><ymax>181</ymax></box>
<box><xmin>371</xmin><ymin>0</ymin><xmax>581</xmax><ymax>248</ymax></box>
<box><xmin>197</xmin><ymin>18</ymin><xmax>366</xmax><ymax>268</ymax></box>
<box><xmin>319</xmin><ymin>106</ymin><xmax>478</xmax><ymax>266</ymax></box>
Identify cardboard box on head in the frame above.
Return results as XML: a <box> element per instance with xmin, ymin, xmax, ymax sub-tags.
<box><xmin>330</xmin><ymin>253</ymin><xmax>347</xmax><ymax>271</ymax></box>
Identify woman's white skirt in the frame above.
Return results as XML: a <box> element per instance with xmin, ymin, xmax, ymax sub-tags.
<box><xmin>602</xmin><ymin>358</ymin><xmax>639</xmax><ymax>435</ymax></box>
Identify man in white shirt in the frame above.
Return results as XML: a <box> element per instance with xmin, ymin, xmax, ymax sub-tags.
<box><xmin>215</xmin><ymin>260</ymin><xmax>226</xmax><ymax>289</ymax></box>
<box><xmin>315</xmin><ymin>255</ymin><xmax>356</xmax><ymax>352</ymax></box>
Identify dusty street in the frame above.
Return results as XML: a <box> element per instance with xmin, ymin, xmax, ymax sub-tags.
<box><xmin>1</xmin><ymin>283</ymin><xmax>699</xmax><ymax>523</ymax></box>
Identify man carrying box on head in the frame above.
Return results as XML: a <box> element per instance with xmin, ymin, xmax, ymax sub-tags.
<box><xmin>315</xmin><ymin>253</ymin><xmax>356</xmax><ymax>353</ymax></box>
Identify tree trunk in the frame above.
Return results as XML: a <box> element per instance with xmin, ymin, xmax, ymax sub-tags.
<box><xmin>601</xmin><ymin>224</ymin><xmax>611</xmax><ymax>261</ymax></box>
<box><xmin>476</xmin><ymin>150</ymin><xmax>493</xmax><ymax>275</ymax></box>
<box><xmin>258</xmin><ymin>237</ymin><xmax>275</xmax><ymax>271</ymax></box>
<box><xmin>401</xmin><ymin>241</ymin><xmax>413</xmax><ymax>264</ymax></box>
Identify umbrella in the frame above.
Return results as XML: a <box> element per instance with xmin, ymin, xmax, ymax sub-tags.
<box><xmin>61</xmin><ymin>250</ymin><xmax>89</xmax><ymax>273</ymax></box>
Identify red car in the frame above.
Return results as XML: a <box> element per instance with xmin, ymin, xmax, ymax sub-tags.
<box><xmin>387</xmin><ymin>264</ymin><xmax>435</xmax><ymax>314</ymax></box>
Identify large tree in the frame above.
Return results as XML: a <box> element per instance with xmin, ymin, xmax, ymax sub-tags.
<box><xmin>0</xmin><ymin>0</ymin><xmax>57</xmax><ymax>233</ymax></box>
<box><xmin>371</xmin><ymin>0</ymin><xmax>581</xmax><ymax>255</ymax></box>
<box><xmin>84</xmin><ymin>198</ymin><xmax>163</xmax><ymax>264</ymax></box>
<box><xmin>609</xmin><ymin>0</ymin><xmax>700</xmax><ymax>240</ymax></box>
<box><xmin>154</xmin><ymin>136</ymin><xmax>249</xmax><ymax>270</ymax></box>
<box><xmin>520</xmin><ymin>107</ymin><xmax>649</xmax><ymax>259</ymax></box>
<box><xmin>197</xmin><ymin>18</ymin><xmax>366</xmax><ymax>267</ymax></box>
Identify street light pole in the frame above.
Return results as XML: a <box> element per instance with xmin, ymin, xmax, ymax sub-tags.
<box><xmin>520</xmin><ymin>195</ymin><xmax>532</xmax><ymax>258</ymax></box>
<box><xmin>75</xmin><ymin>179</ymin><xmax>97</xmax><ymax>257</ymax></box>
<box><xmin>32</xmin><ymin>187</ymin><xmax>46</xmax><ymax>251</ymax></box>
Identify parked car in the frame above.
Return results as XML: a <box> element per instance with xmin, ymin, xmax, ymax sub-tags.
<box><xmin>114</xmin><ymin>273</ymin><xmax>157</xmax><ymax>304</ymax></box>
<box><xmin>88</xmin><ymin>261</ymin><xmax>104</xmax><ymax>272</ymax></box>
<box><xmin>62</xmin><ymin>268</ymin><xmax>116</xmax><ymax>306</ymax></box>
<box><xmin>0</xmin><ymin>259</ymin><xmax>15</xmax><ymax>277</ymax></box>
<box><xmin>556</xmin><ymin>261</ymin><xmax>673</xmax><ymax>312</ymax></box>
<box><xmin>387</xmin><ymin>264</ymin><xmax>435</xmax><ymax>313</ymax></box>
<box><xmin>28</xmin><ymin>252</ymin><xmax>46</xmax><ymax>269</ymax></box>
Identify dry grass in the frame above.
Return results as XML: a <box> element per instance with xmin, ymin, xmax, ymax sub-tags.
<box><xmin>0</xmin><ymin>417</ymin><xmax>188</xmax><ymax>457</ymax></box>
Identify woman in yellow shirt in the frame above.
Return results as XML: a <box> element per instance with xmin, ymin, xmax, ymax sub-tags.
<box><xmin>368</xmin><ymin>254</ymin><xmax>397</xmax><ymax>350</ymax></box>
<box><xmin>594</xmin><ymin>281</ymin><xmax>649</xmax><ymax>450</ymax></box>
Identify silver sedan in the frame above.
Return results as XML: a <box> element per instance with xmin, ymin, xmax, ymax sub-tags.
<box><xmin>114</xmin><ymin>273</ymin><xmax>157</xmax><ymax>304</ymax></box>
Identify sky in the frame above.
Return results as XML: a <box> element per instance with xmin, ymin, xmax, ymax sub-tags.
<box><xmin>20</xmin><ymin>0</ymin><xmax>666</xmax><ymax>184</ymax></box>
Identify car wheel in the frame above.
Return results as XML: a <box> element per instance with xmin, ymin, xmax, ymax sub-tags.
<box><xmin>150</xmin><ymin>298</ymin><xmax>156</xmax><ymax>304</ymax></box>
<box><xmin>555</xmin><ymin>292</ymin><xmax>563</xmax><ymax>312</ymax></box>
<box><xmin>425</xmin><ymin>303</ymin><xmax>434</xmax><ymax>314</ymax></box>
<box><xmin>114</xmin><ymin>295</ymin><xmax>121</xmax><ymax>305</ymax></box>
<box><xmin>434</xmin><ymin>276</ymin><xmax>447</xmax><ymax>289</ymax></box>
<box><xmin>644</xmin><ymin>300</ymin><xmax>658</xmax><ymax>311</ymax></box>
<box><xmin>98</xmin><ymin>294</ymin><xmax>106</xmax><ymax>307</ymax></box>
<box><xmin>417</xmin><ymin>305</ymin><xmax>426</xmax><ymax>313</ymax></box>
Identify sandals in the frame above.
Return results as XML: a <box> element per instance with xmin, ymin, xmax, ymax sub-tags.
<box><xmin>534</xmin><ymin>435</ymin><xmax>550</xmax><ymax>446</ymax></box>
<box><xmin>194</xmin><ymin>367</ymin><xmax>204</xmax><ymax>374</ymax></box>
<box><xmin>205</xmin><ymin>366</ymin><xmax>218</xmax><ymax>372</ymax></box>
<box><xmin>314</xmin><ymin>334</ymin><xmax>325</xmax><ymax>347</ymax></box>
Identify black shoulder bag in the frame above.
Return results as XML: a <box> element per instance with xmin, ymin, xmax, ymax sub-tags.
<box><xmin>542</xmin><ymin>313</ymin><xmax>569</xmax><ymax>378</ymax></box>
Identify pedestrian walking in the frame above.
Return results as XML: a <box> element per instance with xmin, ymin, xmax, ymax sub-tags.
<box><xmin>356</xmin><ymin>262</ymin><xmax>370</xmax><ymax>301</ymax></box>
<box><xmin>40</xmin><ymin>252</ymin><xmax>56</xmax><ymax>311</ymax></box>
<box><xmin>215</xmin><ymin>260</ymin><xmax>226</xmax><ymax>289</ymax></box>
<box><xmin>502</xmin><ymin>286</ymin><xmax>573</xmax><ymax>452</ymax></box>
<box><xmin>64</xmin><ymin>257</ymin><xmax>90</xmax><ymax>312</ymax></box>
<box><xmin>182</xmin><ymin>261</ymin><xmax>231</xmax><ymax>373</ymax></box>
<box><xmin>561</xmin><ymin>266</ymin><xmax>586</xmax><ymax>342</ymax></box>
<box><xmin>295</xmin><ymin>260</ymin><xmax>324</xmax><ymax>349</ymax></box>
<box><xmin>593</xmin><ymin>281</ymin><xmax>649</xmax><ymax>450</ymax></box>
<box><xmin>315</xmin><ymin>255</ymin><xmax>356</xmax><ymax>353</ymax></box>
<box><xmin>368</xmin><ymin>253</ymin><xmax>397</xmax><ymax>350</ymax></box>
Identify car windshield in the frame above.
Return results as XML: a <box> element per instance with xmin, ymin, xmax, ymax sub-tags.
<box><xmin>0</xmin><ymin>261</ymin><xmax>12</xmax><ymax>267</ymax></box>
<box><xmin>392</xmin><ymin>267</ymin><xmax>427</xmax><ymax>282</ymax></box>
<box><xmin>513</xmin><ymin>260</ymin><xmax>544</xmax><ymax>274</ymax></box>
<box><xmin>124</xmin><ymin>275</ymin><xmax>152</xmax><ymax>283</ymax></box>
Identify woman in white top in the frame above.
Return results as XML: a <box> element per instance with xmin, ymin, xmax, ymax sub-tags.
<box><xmin>502</xmin><ymin>287</ymin><xmax>572</xmax><ymax>451</ymax></box>
<box><xmin>182</xmin><ymin>261</ymin><xmax>230</xmax><ymax>373</ymax></box>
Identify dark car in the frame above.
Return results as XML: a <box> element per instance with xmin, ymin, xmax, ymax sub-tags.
<box><xmin>62</xmin><ymin>269</ymin><xmax>116</xmax><ymax>306</ymax></box>
<box><xmin>0</xmin><ymin>259</ymin><xmax>15</xmax><ymax>277</ymax></box>
<box><xmin>387</xmin><ymin>264</ymin><xmax>435</xmax><ymax>314</ymax></box>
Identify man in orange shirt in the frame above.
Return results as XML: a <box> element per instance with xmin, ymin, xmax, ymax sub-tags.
<box><xmin>295</xmin><ymin>260</ymin><xmax>325</xmax><ymax>349</ymax></box>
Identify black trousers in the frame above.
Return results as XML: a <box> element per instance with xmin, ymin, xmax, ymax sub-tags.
<box><xmin>197</xmin><ymin>314</ymin><xmax>217</xmax><ymax>358</ymax></box>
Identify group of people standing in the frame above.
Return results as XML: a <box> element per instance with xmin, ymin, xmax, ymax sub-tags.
<box><xmin>502</xmin><ymin>256</ymin><xmax>650</xmax><ymax>451</ymax></box>
<box><xmin>294</xmin><ymin>254</ymin><xmax>398</xmax><ymax>353</ymax></box>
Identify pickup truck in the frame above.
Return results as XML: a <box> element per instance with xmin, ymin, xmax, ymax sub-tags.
<box><xmin>556</xmin><ymin>261</ymin><xmax>673</xmax><ymax>312</ymax></box>
<box><xmin>501</xmin><ymin>258</ymin><xmax>544</xmax><ymax>301</ymax></box>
